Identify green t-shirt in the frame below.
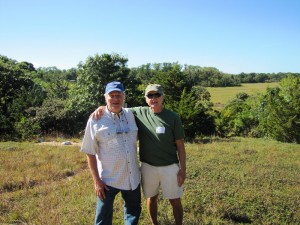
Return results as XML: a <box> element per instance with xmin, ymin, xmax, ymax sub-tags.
<box><xmin>131</xmin><ymin>106</ymin><xmax>185</xmax><ymax>166</ymax></box>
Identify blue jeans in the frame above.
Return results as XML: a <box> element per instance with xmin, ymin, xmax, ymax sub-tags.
<box><xmin>94</xmin><ymin>185</ymin><xmax>141</xmax><ymax>225</ymax></box>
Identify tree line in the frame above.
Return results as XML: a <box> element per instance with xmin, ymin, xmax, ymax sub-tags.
<box><xmin>1</xmin><ymin>54</ymin><xmax>299</xmax><ymax>143</ymax></box>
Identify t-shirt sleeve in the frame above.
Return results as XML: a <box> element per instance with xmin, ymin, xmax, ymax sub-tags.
<box><xmin>129</xmin><ymin>106</ymin><xmax>143</xmax><ymax>116</ymax></box>
<box><xmin>174</xmin><ymin>114</ymin><xmax>185</xmax><ymax>140</ymax></box>
<box><xmin>80</xmin><ymin>118</ymin><xmax>98</xmax><ymax>155</ymax></box>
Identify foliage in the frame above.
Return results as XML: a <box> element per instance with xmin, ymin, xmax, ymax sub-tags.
<box><xmin>184</xmin><ymin>65</ymin><xmax>241</xmax><ymax>87</ymax></box>
<box><xmin>130</xmin><ymin>63</ymin><xmax>156</xmax><ymax>85</ymax></box>
<box><xmin>150</xmin><ymin>63</ymin><xmax>188</xmax><ymax>104</ymax></box>
<box><xmin>217</xmin><ymin>92</ymin><xmax>254</xmax><ymax>137</ymax></box>
<box><xmin>1</xmin><ymin>53</ymin><xmax>299</xmax><ymax>142</ymax></box>
<box><xmin>207</xmin><ymin>83</ymin><xmax>279</xmax><ymax>111</ymax></box>
<box><xmin>217</xmin><ymin>76</ymin><xmax>300</xmax><ymax>143</ymax></box>
<box><xmin>68</xmin><ymin>53</ymin><xmax>130</xmax><ymax>116</ymax></box>
<box><xmin>258</xmin><ymin>76</ymin><xmax>300</xmax><ymax>143</ymax></box>
<box><xmin>238</xmin><ymin>72</ymin><xmax>300</xmax><ymax>83</ymax></box>
<box><xmin>174</xmin><ymin>87</ymin><xmax>215</xmax><ymax>139</ymax></box>
<box><xmin>0</xmin><ymin>56</ymin><xmax>45</xmax><ymax>139</ymax></box>
<box><xmin>35</xmin><ymin>67</ymin><xmax>77</xmax><ymax>82</ymax></box>
<box><xmin>15</xmin><ymin>116</ymin><xmax>41</xmax><ymax>140</ymax></box>
<box><xmin>30</xmin><ymin>98</ymin><xmax>74</xmax><ymax>135</ymax></box>
<box><xmin>122</xmin><ymin>71</ymin><xmax>144</xmax><ymax>107</ymax></box>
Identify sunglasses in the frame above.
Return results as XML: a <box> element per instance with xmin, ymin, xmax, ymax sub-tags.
<box><xmin>146</xmin><ymin>93</ymin><xmax>162</xmax><ymax>99</ymax></box>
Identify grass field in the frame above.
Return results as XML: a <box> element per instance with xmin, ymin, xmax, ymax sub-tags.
<box><xmin>1</xmin><ymin>138</ymin><xmax>299</xmax><ymax>224</ymax></box>
<box><xmin>207</xmin><ymin>83</ymin><xmax>279</xmax><ymax>110</ymax></box>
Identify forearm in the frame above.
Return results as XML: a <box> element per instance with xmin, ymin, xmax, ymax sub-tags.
<box><xmin>176</xmin><ymin>139</ymin><xmax>186</xmax><ymax>171</ymax></box>
<box><xmin>86</xmin><ymin>153</ymin><xmax>109</xmax><ymax>199</ymax></box>
<box><xmin>86</xmin><ymin>154</ymin><xmax>101</xmax><ymax>183</ymax></box>
<box><xmin>175</xmin><ymin>139</ymin><xmax>186</xmax><ymax>186</ymax></box>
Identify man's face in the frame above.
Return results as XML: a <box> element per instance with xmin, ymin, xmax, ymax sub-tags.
<box><xmin>145</xmin><ymin>91</ymin><xmax>163</xmax><ymax>108</ymax></box>
<box><xmin>105</xmin><ymin>91</ymin><xmax>124</xmax><ymax>113</ymax></box>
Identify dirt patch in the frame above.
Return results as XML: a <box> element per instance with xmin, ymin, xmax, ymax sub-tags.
<box><xmin>37</xmin><ymin>141</ymin><xmax>82</xmax><ymax>146</ymax></box>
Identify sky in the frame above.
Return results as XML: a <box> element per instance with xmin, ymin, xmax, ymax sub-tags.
<box><xmin>0</xmin><ymin>0</ymin><xmax>299</xmax><ymax>74</ymax></box>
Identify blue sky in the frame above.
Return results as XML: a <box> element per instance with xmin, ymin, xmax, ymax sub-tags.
<box><xmin>1</xmin><ymin>0</ymin><xmax>299</xmax><ymax>74</ymax></box>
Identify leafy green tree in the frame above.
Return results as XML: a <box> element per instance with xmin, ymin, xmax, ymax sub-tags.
<box><xmin>217</xmin><ymin>92</ymin><xmax>259</xmax><ymax>137</ymax></box>
<box><xmin>67</xmin><ymin>53</ymin><xmax>133</xmax><ymax>133</ymax></box>
<box><xmin>65</xmin><ymin>68</ymin><xmax>77</xmax><ymax>81</ymax></box>
<box><xmin>0</xmin><ymin>56</ymin><xmax>45</xmax><ymax>139</ymax></box>
<box><xmin>171</xmin><ymin>86</ymin><xmax>215</xmax><ymax>139</ymax></box>
<box><xmin>198</xmin><ymin>67</ymin><xmax>222</xmax><ymax>87</ymax></box>
<box><xmin>183</xmin><ymin>65</ymin><xmax>240</xmax><ymax>87</ymax></box>
<box><xmin>150</xmin><ymin>63</ymin><xmax>188</xmax><ymax>106</ymax></box>
<box><xmin>15</xmin><ymin>116</ymin><xmax>41</xmax><ymax>140</ymax></box>
<box><xmin>34</xmin><ymin>67</ymin><xmax>76</xmax><ymax>100</ymax></box>
<box><xmin>69</xmin><ymin>54</ymin><xmax>129</xmax><ymax>112</ymax></box>
<box><xmin>130</xmin><ymin>63</ymin><xmax>155</xmax><ymax>85</ymax></box>
<box><xmin>217</xmin><ymin>76</ymin><xmax>300</xmax><ymax>143</ymax></box>
<box><xmin>259</xmin><ymin>76</ymin><xmax>300</xmax><ymax>143</ymax></box>
<box><xmin>30</xmin><ymin>99</ymin><xmax>72</xmax><ymax>135</ymax></box>
<box><xmin>123</xmin><ymin>72</ymin><xmax>144</xmax><ymax>107</ymax></box>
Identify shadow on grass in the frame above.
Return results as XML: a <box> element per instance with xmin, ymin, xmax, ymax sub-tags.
<box><xmin>1</xmin><ymin>169</ymin><xmax>76</xmax><ymax>193</ymax></box>
<box><xmin>192</xmin><ymin>136</ymin><xmax>241</xmax><ymax>144</ymax></box>
<box><xmin>222</xmin><ymin>212</ymin><xmax>252</xmax><ymax>224</ymax></box>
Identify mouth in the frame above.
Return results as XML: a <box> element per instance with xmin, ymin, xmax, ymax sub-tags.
<box><xmin>111</xmin><ymin>102</ymin><xmax>122</xmax><ymax>107</ymax></box>
<box><xmin>150</xmin><ymin>100</ymin><xmax>159</xmax><ymax>105</ymax></box>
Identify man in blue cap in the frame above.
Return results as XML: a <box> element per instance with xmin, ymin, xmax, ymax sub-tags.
<box><xmin>81</xmin><ymin>81</ymin><xmax>141</xmax><ymax>225</ymax></box>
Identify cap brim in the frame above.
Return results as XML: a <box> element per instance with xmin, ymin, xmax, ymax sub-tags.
<box><xmin>105</xmin><ymin>88</ymin><xmax>124</xmax><ymax>94</ymax></box>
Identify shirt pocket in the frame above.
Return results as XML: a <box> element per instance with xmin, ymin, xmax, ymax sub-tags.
<box><xmin>95</xmin><ymin>128</ymin><xmax>118</xmax><ymax>152</ymax></box>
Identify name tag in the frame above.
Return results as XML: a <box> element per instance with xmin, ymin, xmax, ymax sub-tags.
<box><xmin>156</xmin><ymin>126</ymin><xmax>165</xmax><ymax>134</ymax></box>
<box><xmin>108</xmin><ymin>139</ymin><xmax>118</xmax><ymax>146</ymax></box>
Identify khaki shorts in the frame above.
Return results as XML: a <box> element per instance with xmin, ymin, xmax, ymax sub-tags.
<box><xmin>141</xmin><ymin>162</ymin><xmax>183</xmax><ymax>199</ymax></box>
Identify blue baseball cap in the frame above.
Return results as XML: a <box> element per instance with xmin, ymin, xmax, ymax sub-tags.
<box><xmin>105</xmin><ymin>81</ymin><xmax>125</xmax><ymax>94</ymax></box>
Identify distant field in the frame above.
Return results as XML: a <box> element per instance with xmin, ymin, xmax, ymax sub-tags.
<box><xmin>207</xmin><ymin>83</ymin><xmax>279</xmax><ymax>110</ymax></box>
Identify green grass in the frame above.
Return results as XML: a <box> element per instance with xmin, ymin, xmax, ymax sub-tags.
<box><xmin>207</xmin><ymin>83</ymin><xmax>279</xmax><ymax>110</ymax></box>
<box><xmin>1</xmin><ymin>138</ymin><xmax>299</xmax><ymax>224</ymax></box>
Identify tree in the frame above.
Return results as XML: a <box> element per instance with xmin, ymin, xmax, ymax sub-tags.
<box><xmin>0</xmin><ymin>56</ymin><xmax>45</xmax><ymax>139</ymax></box>
<box><xmin>69</xmin><ymin>53</ymin><xmax>130</xmax><ymax>113</ymax></box>
<box><xmin>31</xmin><ymin>99</ymin><xmax>70</xmax><ymax>135</ymax></box>
<box><xmin>150</xmin><ymin>63</ymin><xmax>188</xmax><ymax>107</ymax></box>
<box><xmin>216</xmin><ymin>92</ymin><xmax>258</xmax><ymax>137</ymax></box>
<box><xmin>67</xmin><ymin>53</ymin><xmax>132</xmax><ymax>134</ymax></box>
<box><xmin>259</xmin><ymin>76</ymin><xmax>300</xmax><ymax>143</ymax></box>
<box><xmin>173</xmin><ymin>87</ymin><xmax>215</xmax><ymax>139</ymax></box>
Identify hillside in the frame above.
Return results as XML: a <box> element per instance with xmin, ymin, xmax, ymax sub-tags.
<box><xmin>1</xmin><ymin>138</ymin><xmax>299</xmax><ymax>224</ymax></box>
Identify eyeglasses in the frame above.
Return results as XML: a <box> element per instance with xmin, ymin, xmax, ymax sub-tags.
<box><xmin>146</xmin><ymin>93</ymin><xmax>162</xmax><ymax>99</ymax></box>
<box><xmin>116</xmin><ymin>127</ymin><xmax>129</xmax><ymax>134</ymax></box>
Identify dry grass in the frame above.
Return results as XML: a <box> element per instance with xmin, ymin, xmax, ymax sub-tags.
<box><xmin>1</xmin><ymin>138</ymin><xmax>300</xmax><ymax>224</ymax></box>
